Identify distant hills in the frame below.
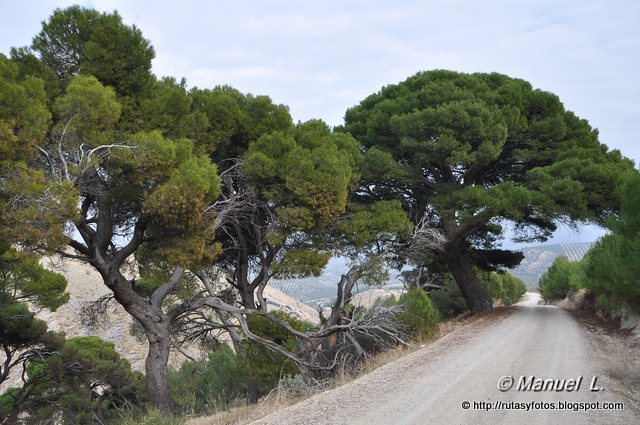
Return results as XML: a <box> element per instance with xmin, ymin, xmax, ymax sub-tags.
<box><xmin>272</xmin><ymin>243</ymin><xmax>595</xmax><ymax>305</ymax></box>
<box><xmin>508</xmin><ymin>243</ymin><xmax>592</xmax><ymax>289</ymax></box>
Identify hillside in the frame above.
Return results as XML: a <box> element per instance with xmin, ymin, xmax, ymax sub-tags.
<box><xmin>272</xmin><ymin>243</ymin><xmax>595</xmax><ymax>304</ymax></box>
<box><xmin>16</xmin><ymin>259</ymin><xmax>318</xmax><ymax>378</ymax></box>
<box><xmin>508</xmin><ymin>242</ymin><xmax>592</xmax><ymax>288</ymax></box>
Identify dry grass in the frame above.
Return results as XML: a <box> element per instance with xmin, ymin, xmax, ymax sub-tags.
<box><xmin>607</xmin><ymin>357</ymin><xmax>640</xmax><ymax>393</ymax></box>
<box><xmin>184</xmin><ymin>395</ymin><xmax>294</xmax><ymax>425</ymax></box>
<box><xmin>184</xmin><ymin>316</ymin><xmax>469</xmax><ymax>425</ymax></box>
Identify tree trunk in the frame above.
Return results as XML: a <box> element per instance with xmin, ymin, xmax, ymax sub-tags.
<box><xmin>96</xmin><ymin>266</ymin><xmax>175</xmax><ymax>414</ymax></box>
<box><xmin>144</xmin><ymin>323</ymin><xmax>173</xmax><ymax>414</ymax></box>
<box><xmin>241</xmin><ymin>286</ymin><xmax>256</xmax><ymax>310</ymax></box>
<box><xmin>444</xmin><ymin>244</ymin><xmax>492</xmax><ymax>314</ymax></box>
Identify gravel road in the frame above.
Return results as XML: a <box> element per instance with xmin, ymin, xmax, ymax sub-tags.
<box><xmin>251</xmin><ymin>293</ymin><xmax>639</xmax><ymax>425</ymax></box>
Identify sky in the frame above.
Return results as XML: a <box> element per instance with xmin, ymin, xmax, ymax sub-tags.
<box><xmin>1</xmin><ymin>0</ymin><xmax>638</xmax><ymax>247</ymax></box>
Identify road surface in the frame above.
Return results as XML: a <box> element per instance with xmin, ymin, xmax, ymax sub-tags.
<box><xmin>251</xmin><ymin>293</ymin><xmax>639</xmax><ymax>425</ymax></box>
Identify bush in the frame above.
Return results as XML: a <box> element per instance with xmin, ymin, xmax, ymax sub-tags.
<box><xmin>397</xmin><ymin>286</ymin><xmax>440</xmax><ymax>339</ymax></box>
<box><xmin>500</xmin><ymin>273</ymin><xmax>527</xmax><ymax>305</ymax></box>
<box><xmin>1</xmin><ymin>336</ymin><xmax>146</xmax><ymax>424</ymax></box>
<box><xmin>240</xmin><ymin>311</ymin><xmax>313</xmax><ymax>401</ymax></box>
<box><xmin>169</xmin><ymin>344</ymin><xmax>245</xmax><ymax>414</ymax></box>
<box><xmin>276</xmin><ymin>374</ymin><xmax>311</xmax><ymax>399</ymax></box>
<box><xmin>478</xmin><ymin>270</ymin><xmax>527</xmax><ymax>305</ymax></box>
<box><xmin>538</xmin><ymin>256</ymin><xmax>586</xmax><ymax>301</ymax></box>
<box><xmin>117</xmin><ymin>408</ymin><xmax>185</xmax><ymax>425</ymax></box>
<box><xmin>428</xmin><ymin>278</ymin><xmax>467</xmax><ymax>319</ymax></box>
<box><xmin>480</xmin><ymin>271</ymin><xmax>504</xmax><ymax>302</ymax></box>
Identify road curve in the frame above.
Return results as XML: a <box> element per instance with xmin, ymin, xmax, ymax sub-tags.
<box><xmin>251</xmin><ymin>293</ymin><xmax>638</xmax><ymax>425</ymax></box>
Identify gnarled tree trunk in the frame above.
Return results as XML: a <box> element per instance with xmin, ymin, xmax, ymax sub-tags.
<box><xmin>144</xmin><ymin>320</ymin><xmax>173</xmax><ymax>413</ymax></box>
<box><xmin>94</xmin><ymin>262</ymin><xmax>176</xmax><ymax>414</ymax></box>
<box><xmin>444</xmin><ymin>243</ymin><xmax>492</xmax><ymax>314</ymax></box>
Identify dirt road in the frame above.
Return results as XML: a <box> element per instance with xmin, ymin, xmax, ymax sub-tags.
<box><xmin>251</xmin><ymin>293</ymin><xmax>639</xmax><ymax>425</ymax></box>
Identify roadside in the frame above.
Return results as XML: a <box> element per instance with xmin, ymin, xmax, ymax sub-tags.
<box><xmin>184</xmin><ymin>309</ymin><xmax>503</xmax><ymax>425</ymax></box>
<box><xmin>569</xmin><ymin>308</ymin><xmax>640</xmax><ymax>416</ymax></box>
<box><xmin>243</xmin><ymin>293</ymin><xmax>638</xmax><ymax>425</ymax></box>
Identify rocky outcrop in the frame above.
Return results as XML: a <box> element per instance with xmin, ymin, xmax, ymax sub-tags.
<box><xmin>555</xmin><ymin>288</ymin><xmax>640</xmax><ymax>340</ymax></box>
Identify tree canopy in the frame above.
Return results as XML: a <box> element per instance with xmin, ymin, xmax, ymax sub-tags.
<box><xmin>31</xmin><ymin>5</ymin><xmax>154</xmax><ymax>97</ymax></box>
<box><xmin>344</xmin><ymin>70</ymin><xmax>634</xmax><ymax>312</ymax></box>
<box><xmin>583</xmin><ymin>172</ymin><xmax>640</xmax><ymax>312</ymax></box>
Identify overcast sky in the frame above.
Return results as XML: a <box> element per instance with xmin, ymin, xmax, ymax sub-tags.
<box><xmin>1</xmin><ymin>0</ymin><xmax>638</xmax><ymax>246</ymax></box>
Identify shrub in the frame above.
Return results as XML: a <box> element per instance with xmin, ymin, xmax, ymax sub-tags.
<box><xmin>500</xmin><ymin>273</ymin><xmax>527</xmax><ymax>305</ymax></box>
<box><xmin>479</xmin><ymin>270</ymin><xmax>504</xmax><ymax>302</ymax></box>
<box><xmin>169</xmin><ymin>345</ymin><xmax>245</xmax><ymax>414</ymax></box>
<box><xmin>428</xmin><ymin>278</ymin><xmax>467</xmax><ymax>319</ymax></box>
<box><xmin>397</xmin><ymin>286</ymin><xmax>440</xmax><ymax>339</ymax></box>
<box><xmin>240</xmin><ymin>311</ymin><xmax>313</xmax><ymax>401</ymax></box>
<box><xmin>117</xmin><ymin>408</ymin><xmax>185</xmax><ymax>425</ymax></box>
<box><xmin>1</xmin><ymin>336</ymin><xmax>146</xmax><ymax>424</ymax></box>
<box><xmin>478</xmin><ymin>270</ymin><xmax>526</xmax><ymax>306</ymax></box>
<box><xmin>538</xmin><ymin>256</ymin><xmax>586</xmax><ymax>301</ymax></box>
<box><xmin>276</xmin><ymin>374</ymin><xmax>311</xmax><ymax>399</ymax></box>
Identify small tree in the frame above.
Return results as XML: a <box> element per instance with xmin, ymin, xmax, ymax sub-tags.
<box><xmin>539</xmin><ymin>256</ymin><xmax>585</xmax><ymax>301</ymax></box>
<box><xmin>397</xmin><ymin>286</ymin><xmax>440</xmax><ymax>340</ymax></box>
<box><xmin>1</xmin><ymin>336</ymin><xmax>146</xmax><ymax>424</ymax></box>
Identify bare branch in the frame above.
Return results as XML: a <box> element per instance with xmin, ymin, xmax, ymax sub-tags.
<box><xmin>405</xmin><ymin>214</ymin><xmax>447</xmax><ymax>263</ymax></box>
<box><xmin>34</xmin><ymin>144</ymin><xmax>56</xmax><ymax>177</ymax></box>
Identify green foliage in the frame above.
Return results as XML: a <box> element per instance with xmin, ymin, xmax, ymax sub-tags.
<box><xmin>245</xmin><ymin>121</ymin><xmax>362</xmax><ymax>231</ymax></box>
<box><xmin>397</xmin><ymin>286</ymin><xmax>440</xmax><ymax>339</ymax></box>
<box><xmin>0</xmin><ymin>245</ymin><xmax>68</xmax><ymax>310</ymax></box>
<box><xmin>272</xmin><ymin>249</ymin><xmax>332</xmax><ymax>279</ymax></box>
<box><xmin>138</xmin><ymin>77</ymin><xmax>193</xmax><ymax>137</ymax></box>
<box><xmin>32</xmin><ymin>5</ymin><xmax>154</xmax><ymax>97</ymax></box>
<box><xmin>538</xmin><ymin>256</ymin><xmax>586</xmax><ymax>301</ymax></box>
<box><xmin>8</xmin><ymin>336</ymin><xmax>146</xmax><ymax>424</ymax></box>
<box><xmin>0</xmin><ymin>302</ymin><xmax>49</xmax><ymax>353</ymax></box>
<box><xmin>499</xmin><ymin>272</ymin><xmax>528</xmax><ymax>305</ymax></box>
<box><xmin>242</xmin><ymin>120</ymin><xmax>377</xmax><ymax>278</ymax></box>
<box><xmin>128</xmin><ymin>132</ymin><xmax>221</xmax><ymax>267</ymax></box>
<box><xmin>189</xmin><ymin>86</ymin><xmax>292</xmax><ymax>159</ymax></box>
<box><xmin>0</xmin><ymin>243</ymin><xmax>67</xmax><ymax>410</ymax></box>
<box><xmin>478</xmin><ymin>270</ymin><xmax>527</xmax><ymax>305</ymax></box>
<box><xmin>583</xmin><ymin>172</ymin><xmax>640</xmax><ymax>312</ymax></box>
<box><xmin>0</xmin><ymin>54</ymin><xmax>50</xmax><ymax>162</ymax></box>
<box><xmin>53</xmin><ymin>74</ymin><xmax>121</xmax><ymax>142</ymax></box>
<box><xmin>169</xmin><ymin>345</ymin><xmax>245</xmax><ymax>414</ymax></box>
<box><xmin>333</xmin><ymin>200</ymin><xmax>413</xmax><ymax>252</ymax></box>
<box><xmin>9</xmin><ymin>46</ymin><xmax>63</xmax><ymax>102</ymax></box>
<box><xmin>344</xmin><ymin>70</ymin><xmax>634</xmax><ymax>310</ymax></box>
<box><xmin>429</xmin><ymin>278</ymin><xmax>469</xmax><ymax>319</ymax></box>
<box><xmin>240</xmin><ymin>312</ymin><xmax>312</xmax><ymax>396</ymax></box>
